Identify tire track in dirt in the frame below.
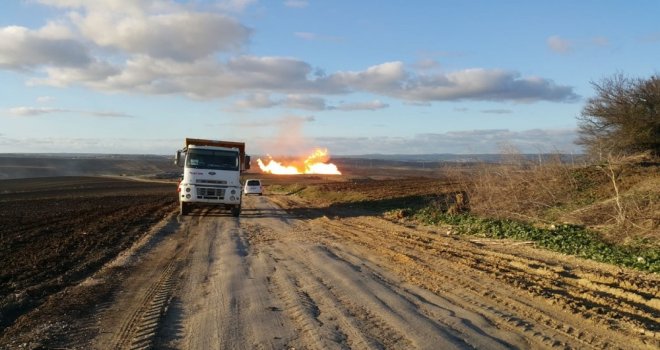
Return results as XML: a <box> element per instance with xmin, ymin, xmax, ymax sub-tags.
<box><xmin>349</xmin><ymin>218</ymin><xmax>660</xmax><ymax>338</ymax></box>
<box><xmin>268</xmin><ymin>243</ymin><xmax>408</xmax><ymax>349</ymax></box>
<box><xmin>267</xmin><ymin>258</ymin><xmax>354</xmax><ymax>349</ymax></box>
<box><xmin>310</xmin><ymin>218</ymin><xmax>604</xmax><ymax>349</ymax></box>
<box><xmin>309</xmin><ymin>220</ymin><xmax>556</xmax><ymax>347</ymax></box>
<box><xmin>311</xmin><ymin>243</ymin><xmax>527</xmax><ymax>350</ymax></box>
<box><xmin>90</xmin><ymin>193</ymin><xmax>657</xmax><ymax>350</ymax></box>
<box><xmin>307</xmin><ymin>214</ymin><xmax>658</xmax><ymax>349</ymax></box>
<box><xmin>238</xmin><ymin>197</ymin><xmax>525</xmax><ymax>349</ymax></box>
<box><xmin>174</xmin><ymin>208</ymin><xmax>295</xmax><ymax>350</ymax></box>
<box><xmin>242</xmin><ymin>210</ymin><xmax>377</xmax><ymax>349</ymax></box>
<box><xmin>112</xmin><ymin>259</ymin><xmax>179</xmax><ymax>349</ymax></box>
<box><xmin>78</xmin><ymin>212</ymin><xmax>187</xmax><ymax>350</ymax></box>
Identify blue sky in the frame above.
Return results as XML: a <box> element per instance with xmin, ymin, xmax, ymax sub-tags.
<box><xmin>1</xmin><ymin>0</ymin><xmax>658</xmax><ymax>155</ymax></box>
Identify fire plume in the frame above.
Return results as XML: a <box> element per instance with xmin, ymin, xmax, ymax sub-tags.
<box><xmin>257</xmin><ymin>148</ymin><xmax>341</xmax><ymax>175</ymax></box>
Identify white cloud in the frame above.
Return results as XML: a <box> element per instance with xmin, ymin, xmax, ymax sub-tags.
<box><xmin>216</xmin><ymin>114</ymin><xmax>315</xmax><ymax>128</ymax></box>
<box><xmin>34</xmin><ymin>1</ymin><xmax>251</xmax><ymax>61</ymax></box>
<box><xmin>86</xmin><ymin>111</ymin><xmax>134</xmax><ymax>118</ymax></box>
<box><xmin>30</xmin><ymin>55</ymin><xmax>341</xmax><ymax>98</ymax></box>
<box><xmin>231</xmin><ymin>94</ymin><xmax>388</xmax><ymax>111</ymax></box>
<box><xmin>0</xmin><ymin>135</ymin><xmax>179</xmax><ymax>154</ymax></box>
<box><xmin>1</xmin><ymin>2</ymin><xmax>579</xmax><ymax>105</ymax></box>
<box><xmin>231</xmin><ymin>94</ymin><xmax>327</xmax><ymax>111</ymax></box>
<box><xmin>0</xmin><ymin>26</ymin><xmax>91</xmax><ymax>70</ymax></box>
<box><xmin>547</xmin><ymin>35</ymin><xmax>573</xmax><ymax>54</ymax></box>
<box><xmin>316</xmin><ymin>128</ymin><xmax>581</xmax><ymax>154</ymax></box>
<box><xmin>333</xmin><ymin>61</ymin><xmax>407</xmax><ymax>92</ymax></box>
<box><xmin>548</xmin><ymin>35</ymin><xmax>610</xmax><ymax>54</ymax></box>
<box><xmin>335</xmin><ymin>100</ymin><xmax>389</xmax><ymax>111</ymax></box>
<box><xmin>362</xmin><ymin>66</ymin><xmax>578</xmax><ymax>103</ymax></box>
<box><xmin>28</xmin><ymin>61</ymin><xmax>119</xmax><ymax>87</ymax></box>
<box><xmin>0</xmin><ymin>128</ymin><xmax>580</xmax><ymax>155</ymax></box>
<box><xmin>282</xmin><ymin>95</ymin><xmax>328</xmax><ymax>110</ymax></box>
<box><xmin>412</xmin><ymin>58</ymin><xmax>441</xmax><ymax>71</ymax></box>
<box><xmin>23</xmin><ymin>55</ymin><xmax>577</xmax><ymax>103</ymax></box>
<box><xmin>8</xmin><ymin>107</ymin><xmax>65</xmax><ymax>116</ymax></box>
<box><xmin>216</xmin><ymin>0</ymin><xmax>258</xmax><ymax>12</ymax></box>
<box><xmin>36</xmin><ymin>0</ymin><xmax>159</xmax><ymax>12</ymax></box>
<box><xmin>232</xmin><ymin>93</ymin><xmax>278</xmax><ymax>110</ymax></box>
<box><xmin>481</xmin><ymin>109</ymin><xmax>512</xmax><ymax>114</ymax></box>
<box><xmin>37</xmin><ymin>96</ymin><xmax>55</xmax><ymax>104</ymax></box>
<box><xmin>225</xmin><ymin>56</ymin><xmax>320</xmax><ymax>89</ymax></box>
<box><xmin>8</xmin><ymin>106</ymin><xmax>133</xmax><ymax>118</ymax></box>
<box><xmin>333</xmin><ymin>63</ymin><xmax>575</xmax><ymax>103</ymax></box>
<box><xmin>72</xmin><ymin>12</ymin><xmax>249</xmax><ymax>61</ymax></box>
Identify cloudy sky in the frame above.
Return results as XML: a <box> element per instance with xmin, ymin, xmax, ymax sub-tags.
<box><xmin>1</xmin><ymin>0</ymin><xmax>658</xmax><ymax>155</ymax></box>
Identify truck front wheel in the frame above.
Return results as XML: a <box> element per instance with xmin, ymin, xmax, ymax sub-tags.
<box><xmin>231</xmin><ymin>205</ymin><xmax>241</xmax><ymax>217</ymax></box>
<box><xmin>180</xmin><ymin>202</ymin><xmax>190</xmax><ymax>216</ymax></box>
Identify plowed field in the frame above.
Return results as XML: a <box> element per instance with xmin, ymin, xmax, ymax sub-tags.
<box><xmin>1</xmin><ymin>175</ymin><xmax>658</xmax><ymax>349</ymax></box>
<box><xmin>0</xmin><ymin>177</ymin><xmax>176</xmax><ymax>339</ymax></box>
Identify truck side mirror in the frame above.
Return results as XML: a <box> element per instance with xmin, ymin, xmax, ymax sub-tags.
<box><xmin>174</xmin><ymin>150</ymin><xmax>181</xmax><ymax>166</ymax></box>
<box><xmin>245</xmin><ymin>155</ymin><xmax>251</xmax><ymax>170</ymax></box>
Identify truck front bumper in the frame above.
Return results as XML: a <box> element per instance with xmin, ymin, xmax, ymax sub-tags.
<box><xmin>179</xmin><ymin>184</ymin><xmax>241</xmax><ymax>204</ymax></box>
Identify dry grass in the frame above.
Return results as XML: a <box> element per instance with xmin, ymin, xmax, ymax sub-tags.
<box><xmin>444</xmin><ymin>154</ymin><xmax>659</xmax><ymax>247</ymax></box>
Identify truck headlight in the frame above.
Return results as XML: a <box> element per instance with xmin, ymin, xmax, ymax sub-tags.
<box><xmin>186</xmin><ymin>194</ymin><xmax>191</xmax><ymax>199</ymax></box>
<box><xmin>231</xmin><ymin>189</ymin><xmax>236</xmax><ymax>195</ymax></box>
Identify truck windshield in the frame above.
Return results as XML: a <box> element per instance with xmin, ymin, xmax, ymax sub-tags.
<box><xmin>186</xmin><ymin>149</ymin><xmax>239</xmax><ymax>171</ymax></box>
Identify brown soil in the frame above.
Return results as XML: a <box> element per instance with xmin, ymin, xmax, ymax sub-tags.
<box><xmin>1</xmin><ymin>175</ymin><xmax>658</xmax><ymax>349</ymax></box>
<box><xmin>0</xmin><ymin>176</ymin><xmax>176</xmax><ymax>346</ymax></box>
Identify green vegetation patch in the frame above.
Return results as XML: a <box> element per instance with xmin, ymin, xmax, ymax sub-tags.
<box><xmin>267</xmin><ymin>184</ymin><xmax>308</xmax><ymax>196</ymax></box>
<box><xmin>415</xmin><ymin>207</ymin><xmax>660</xmax><ymax>273</ymax></box>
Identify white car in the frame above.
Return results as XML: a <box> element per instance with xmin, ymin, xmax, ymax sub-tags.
<box><xmin>243</xmin><ymin>179</ymin><xmax>263</xmax><ymax>195</ymax></box>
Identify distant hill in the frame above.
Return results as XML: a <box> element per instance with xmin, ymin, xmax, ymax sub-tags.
<box><xmin>0</xmin><ymin>153</ymin><xmax>585</xmax><ymax>180</ymax></box>
<box><xmin>0</xmin><ymin>154</ymin><xmax>179</xmax><ymax>180</ymax></box>
<box><xmin>337</xmin><ymin>153</ymin><xmax>583</xmax><ymax>163</ymax></box>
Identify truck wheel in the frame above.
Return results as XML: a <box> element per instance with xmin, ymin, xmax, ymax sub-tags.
<box><xmin>180</xmin><ymin>202</ymin><xmax>189</xmax><ymax>216</ymax></box>
<box><xmin>231</xmin><ymin>206</ymin><xmax>240</xmax><ymax>217</ymax></box>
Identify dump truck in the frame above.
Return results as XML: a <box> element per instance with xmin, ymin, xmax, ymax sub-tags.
<box><xmin>175</xmin><ymin>138</ymin><xmax>250</xmax><ymax>216</ymax></box>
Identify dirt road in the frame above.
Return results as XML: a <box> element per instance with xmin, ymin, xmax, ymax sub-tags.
<box><xmin>77</xmin><ymin>193</ymin><xmax>657</xmax><ymax>350</ymax></box>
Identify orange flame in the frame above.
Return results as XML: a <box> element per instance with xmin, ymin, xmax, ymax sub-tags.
<box><xmin>257</xmin><ymin>148</ymin><xmax>341</xmax><ymax>175</ymax></box>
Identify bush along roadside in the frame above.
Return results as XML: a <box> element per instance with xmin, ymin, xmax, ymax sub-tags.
<box><xmin>414</xmin><ymin>207</ymin><xmax>660</xmax><ymax>273</ymax></box>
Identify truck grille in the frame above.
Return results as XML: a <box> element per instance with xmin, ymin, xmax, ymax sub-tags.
<box><xmin>197</xmin><ymin>179</ymin><xmax>227</xmax><ymax>184</ymax></box>
<box><xmin>196</xmin><ymin>187</ymin><xmax>226</xmax><ymax>200</ymax></box>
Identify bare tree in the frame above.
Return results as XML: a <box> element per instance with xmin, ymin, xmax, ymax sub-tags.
<box><xmin>577</xmin><ymin>73</ymin><xmax>660</xmax><ymax>158</ymax></box>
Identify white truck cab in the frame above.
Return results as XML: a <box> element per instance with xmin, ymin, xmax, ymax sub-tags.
<box><xmin>175</xmin><ymin>138</ymin><xmax>250</xmax><ymax>217</ymax></box>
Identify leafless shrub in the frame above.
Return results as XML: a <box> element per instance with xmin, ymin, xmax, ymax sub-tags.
<box><xmin>459</xmin><ymin>148</ymin><xmax>578</xmax><ymax>222</ymax></box>
<box><xmin>440</xmin><ymin>148</ymin><xmax>659</xmax><ymax>245</ymax></box>
<box><xmin>577</xmin><ymin>73</ymin><xmax>660</xmax><ymax>158</ymax></box>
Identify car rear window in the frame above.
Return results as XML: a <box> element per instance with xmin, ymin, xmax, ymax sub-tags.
<box><xmin>247</xmin><ymin>180</ymin><xmax>261</xmax><ymax>186</ymax></box>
